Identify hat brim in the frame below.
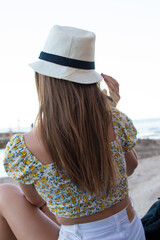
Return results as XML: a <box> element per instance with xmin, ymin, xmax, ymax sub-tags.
<box><xmin>29</xmin><ymin>59</ymin><xmax>102</xmax><ymax>84</ymax></box>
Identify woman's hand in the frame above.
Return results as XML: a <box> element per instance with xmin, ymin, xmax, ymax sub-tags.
<box><xmin>101</xmin><ymin>73</ymin><xmax>120</xmax><ymax>107</ymax></box>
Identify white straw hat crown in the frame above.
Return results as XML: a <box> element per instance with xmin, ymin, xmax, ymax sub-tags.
<box><xmin>29</xmin><ymin>25</ymin><xmax>102</xmax><ymax>84</ymax></box>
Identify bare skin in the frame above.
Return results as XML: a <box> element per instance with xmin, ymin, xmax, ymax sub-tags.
<box><xmin>0</xmin><ymin>74</ymin><xmax>138</xmax><ymax>238</ymax></box>
<box><xmin>125</xmin><ymin>149</ymin><xmax>138</xmax><ymax>176</ymax></box>
<box><xmin>101</xmin><ymin>73</ymin><xmax>120</xmax><ymax>107</ymax></box>
<box><xmin>0</xmin><ymin>184</ymin><xmax>59</xmax><ymax>240</ymax></box>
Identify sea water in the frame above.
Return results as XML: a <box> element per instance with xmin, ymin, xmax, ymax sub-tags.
<box><xmin>0</xmin><ymin>119</ymin><xmax>160</xmax><ymax>178</ymax></box>
<box><xmin>133</xmin><ymin>118</ymin><xmax>160</xmax><ymax>140</ymax></box>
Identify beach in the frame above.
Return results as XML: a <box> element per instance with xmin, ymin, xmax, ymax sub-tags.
<box><xmin>129</xmin><ymin>155</ymin><xmax>160</xmax><ymax>218</ymax></box>
<box><xmin>128</xmin><ymin>139</ymin><xmax>160</xmax><ymax>217</ymax></box>
<box><xmin>0</xmin><ymin>138</ymin><xmax>160</xmax><ymax>218</ymax></box>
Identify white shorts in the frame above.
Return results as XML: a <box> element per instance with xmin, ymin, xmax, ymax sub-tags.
<box><xmin>58</xmin><ymin>208</ymin><xmax>145</xmax><ymax>240</ymax></box>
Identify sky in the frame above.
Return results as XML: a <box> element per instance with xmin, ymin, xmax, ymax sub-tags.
<box><xmin>0</xmin><ymin>0</ymin><xmax>160</xmax><ymax>129</ymax></box>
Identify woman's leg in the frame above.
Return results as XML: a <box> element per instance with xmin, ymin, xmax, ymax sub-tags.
<box><xmin>0</xmin><ymin>214</ymin><xmax>17</xmax><ymax>240</ymax></box>
<box><xmin>0</xmin><ymin>184</ymin><xmax>60</xmax><ymax>240</ymax></box>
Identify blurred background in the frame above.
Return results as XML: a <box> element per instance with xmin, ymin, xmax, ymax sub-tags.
<box><xmin>0</xmin><ymin>0</ymin><xmax>160</xmax><ymax>129</ymax></box>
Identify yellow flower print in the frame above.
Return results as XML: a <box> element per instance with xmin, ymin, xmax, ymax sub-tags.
<box><xmin>35</xmin><ymin>182</ymin><xmax>41</xmax><ymax>187</ymax></box>
<box><xmin>21</xmin><ymin>151</ymin><xmax>27</xmax><ymax>158</ymax></box>
<box><xmin>62</xmin><ymin>174</ymin><xmax>68</xmax><ymax>180</ymax></box>
<box><xmin>59</xmin><ymin>184</ymin><xmax>66</xmax><ymax>190</ymax></box>
<box><xmin>55</xmin><ymin>172</ymin><xmax>59</xmax><ymax>177</ymax></box>
<box><xmin>55</xmin><ymin>190</ymin><xmax>61</xmax><ymax>194</ymax></box>
<box><xmin>19</xmin><ymin>167</ymin><xmax>25</xmax><ymax>172</ymax></box>
<box><xmin>83</xmin><ymin>195</ymin><xmax>89</xmax><ymax>202</ymax></box>
<box><xmin>15</xmin><ymin>138</ymin><xmax>20</xmax><ymax>144</ymax></box>
<box><xmin>30</xmin><ymin>172</ymin><xmax>38</xmax><ymax>177</ymax></box>
<box><xmin>38</xmin><ymin>166</ymin><xmax>44</xmax><ymax>171</ymax></box>
<box><xmin>121</xmin><ymin>190</ymin><xmax>125</xmax><ymax>196</ymax></box>
<box><xmin>48</xmin><ymin>195</ymin><xmax>52</xmax><ymax>199</ymax></box>
<box><xmin>61</xmin><ymin>194</ymin><xmax>65</xmax><ymax>199</ymax></box>
<box><xmin>82</xmin><ymin>206</ymin><xmax>87</xmax><ymax>211</ymax></box>
<box><xmin>115</xmin><ymin>152</ymin><xmax>119</xmax><ymax>157</ymax></box>
<box><xmin>30</xmin><ymin>165</ymin><xmax>35</xmax><ymax>171</ymax></box>
<box><xmin>108</xmin><ymin>193</ymin><xmax>112</xmax><ymax>198</ymax></box>
<box><xmin>99</xmin><ymin>203</ymin><xmax>105</xmax><ymax>209</ymax></box>
<box><xmin>67</xmin><ymin>189</ymin><xmax>73</xmax><ymax>195</ymax></box>
<box><xmin>56</xmin><ymin>197</ymin><xmax>61</xmax><ymax>201</ymax></box>
<box><xmin>114</xmin><ymin>109</ymin><xmax>119</xmax><ymax>115</ymax></box>
<box><xmin>21</xmin><ymin>143</ymin><xmax>25</xmax><ymax>148</ymax></box>
<box><xmin>118</xmin><ymin>130</ymin><xmax>123</xmax><ymax>136</ymax></box>
<box><xmin>58</xmin><ymin>206</ymin><xmax>63</xmax><ymax>210</ymax></box>
<box><xmin>71</xmin><ymin>197</ymin><xmax>76</xmax><ymax>204</ymax></box>
<box><xmin>13</xmin><ymin>161</ymin><xmax>19</xmax><ymax>167</ymax></box>
<box><xmin>26</xmin><ymin>159</ymin><xmax>31</xmax><ymax>165</ymax></box>
<box><xmin>75</xmin><ymin>206</ymin><xmax>79</xmax><ymax>212</ymax></box>
<box><xmin>8</xmin><ymin>152</ymin><xmax>14</xmax><ymax>158</ymax></box>
<box><xmin>102</xmin><ymin>194</ymin><xmax>107</xmax><ymax>199</ymax></box>
<box><xmin>116</xmin><ymin>145</ymin><xmax>120</xmax><ymax>151</ymax></box>
<box><xmin>42</xmin><ymin>176</ymin><xmax>46</xmax><ymax>182</ymax></box>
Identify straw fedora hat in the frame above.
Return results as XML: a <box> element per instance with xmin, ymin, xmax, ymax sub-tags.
<box><xmin>29</xmin><ymin>25</ymin><xmax>102</xmax><ymax>84</ymax></box>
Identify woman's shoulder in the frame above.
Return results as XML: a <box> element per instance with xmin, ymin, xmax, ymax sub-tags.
<box><xmin>3</xmin><ymin>132</ymin><xmax>42</xmax><ymax>183</ymax></box>
<box><xmin>4</xmin><ymin>132</ymin><xmax>37</xmax><ymax>166</ymax></box>
<box><xmin>111</xmin><ymin>107</ymin><xmax>134</xmax><ymax>126</ymax></box>
<box><xmin>4</xmin><ymin>131</ymin><xmax>44</xmax><ymax>165</ymax></box>
<box><xmin>111</xmin><ymin>107</ymin><xmax>125</xmax><ymax>124</ymax></box>
<box><xmin>5</xmin><ymin>133</ymin><xmax>26</xmax><ymax>155</ymax></box>
<box><xmin>111</xmin><ymin>107</ymin><xmax>137</xmax><ymax>152</ymax></box>
<box><xmin>24</xmin><ymin>130</ymin><xmax>54</xmax><ymax>165</ymax></box>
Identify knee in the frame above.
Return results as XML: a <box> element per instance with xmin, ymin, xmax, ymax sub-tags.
<box><xmin>0</xmin><ymin>184</ymin><xmax>21</xmax><ymax>204</ymax></box>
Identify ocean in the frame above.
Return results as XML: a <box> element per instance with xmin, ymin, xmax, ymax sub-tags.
<box><xmin>0</xmin><ymin>118</ymin><xmax>160</xmax><ymax>178</ymax></box>
<box><xmin>133</xmin><ymin>118</ymin><xmax>160</xmax><ymax>140</ymax></box>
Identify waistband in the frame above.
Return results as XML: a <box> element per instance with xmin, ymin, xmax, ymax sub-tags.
<box><xmin>61</xmin><ymin>202</ymin><xmax>135</xmax><ymax>234</ymax></box>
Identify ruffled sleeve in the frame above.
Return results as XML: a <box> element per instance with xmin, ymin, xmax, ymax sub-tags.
<box><xmin>3</xmin><ymin>134</ymin><xmax>39</xmax><ymax>184</ymax></box>
<box><xmin>112</xmin><ymin>108</ymin><xmax>137</xmax><ymax>153</ymax></box>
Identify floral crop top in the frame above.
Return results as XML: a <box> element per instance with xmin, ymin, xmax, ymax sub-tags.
<box><xmin>3</xmin><ymin>108</ymin><xmax>137</xmax><ymax>218</ymax></box>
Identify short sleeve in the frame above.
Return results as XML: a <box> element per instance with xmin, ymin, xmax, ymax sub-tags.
<box><xmin>112</xmin><ymin>108</ymin><xmax>137</xmax><ymax>153</ymax></box>
<box><xmin>3</xmin><ymin>134</ymin><xmax>39</xmax><ymax>184</ymax></box>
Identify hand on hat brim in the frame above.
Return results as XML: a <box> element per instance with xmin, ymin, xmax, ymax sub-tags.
<box><xmin>101</xmin><ymin>73</ymin><xmax>120</xmax><ymax>107</ymax></box>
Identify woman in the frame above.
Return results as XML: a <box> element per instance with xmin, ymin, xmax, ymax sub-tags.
<box><xmin>0</xmin><ymin>25</ymin><xmax>145</xmax><ymax>240</ymax></box>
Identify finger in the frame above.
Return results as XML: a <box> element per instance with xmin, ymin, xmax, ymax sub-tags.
<box><xmin>104</xmin><ymin>78</ymin><xmax>115</xmax><ymax>92</ymax></box>
<box><xmin>101</xmin><ymin>74</ymin><xmax>117</xmax><ymax>87</ymax></box>
<box><xmin>108</xmin><ymin>76</ymin><xmax>119</xmax><ymax>92</ymax></box>
<box><xmin>101</xmin><ymin>74</ymin><xmax>114</xmax><ymax>89</ymax></box>
<box><xmin>101</xmin><ymin>73</ymin><xmax>120</xmax><ymax>96</ymax></box>
<box><xmin>106</xmin><ymin>78</ymin><xmax>119</xmax><ymax>94</ymax></box>
<box><xmin>101</xmin><ymin>73</ymin><xmax>119</xmax><ymax>88</ymax></box>
<box><xmin>101</xmin><ymin>73</ymin><xmax>111</xmax><ymax>81</ymax></box>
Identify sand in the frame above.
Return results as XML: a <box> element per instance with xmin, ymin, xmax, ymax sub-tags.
<box><xmin>0</xmin><ymin>139</ymin><xmax>160</xmax><ymax>218</ymax></box>
<box><xmin>128</xmin><ymin>155</ymin><xmax>160</xmax><ymax>218</ymax></box>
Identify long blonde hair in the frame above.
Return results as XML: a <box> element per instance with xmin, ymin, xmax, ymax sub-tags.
<box><xmin>35</xmin><ymin>72</ymin><xmax>118</xmax><ymax>196</ymax></box>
